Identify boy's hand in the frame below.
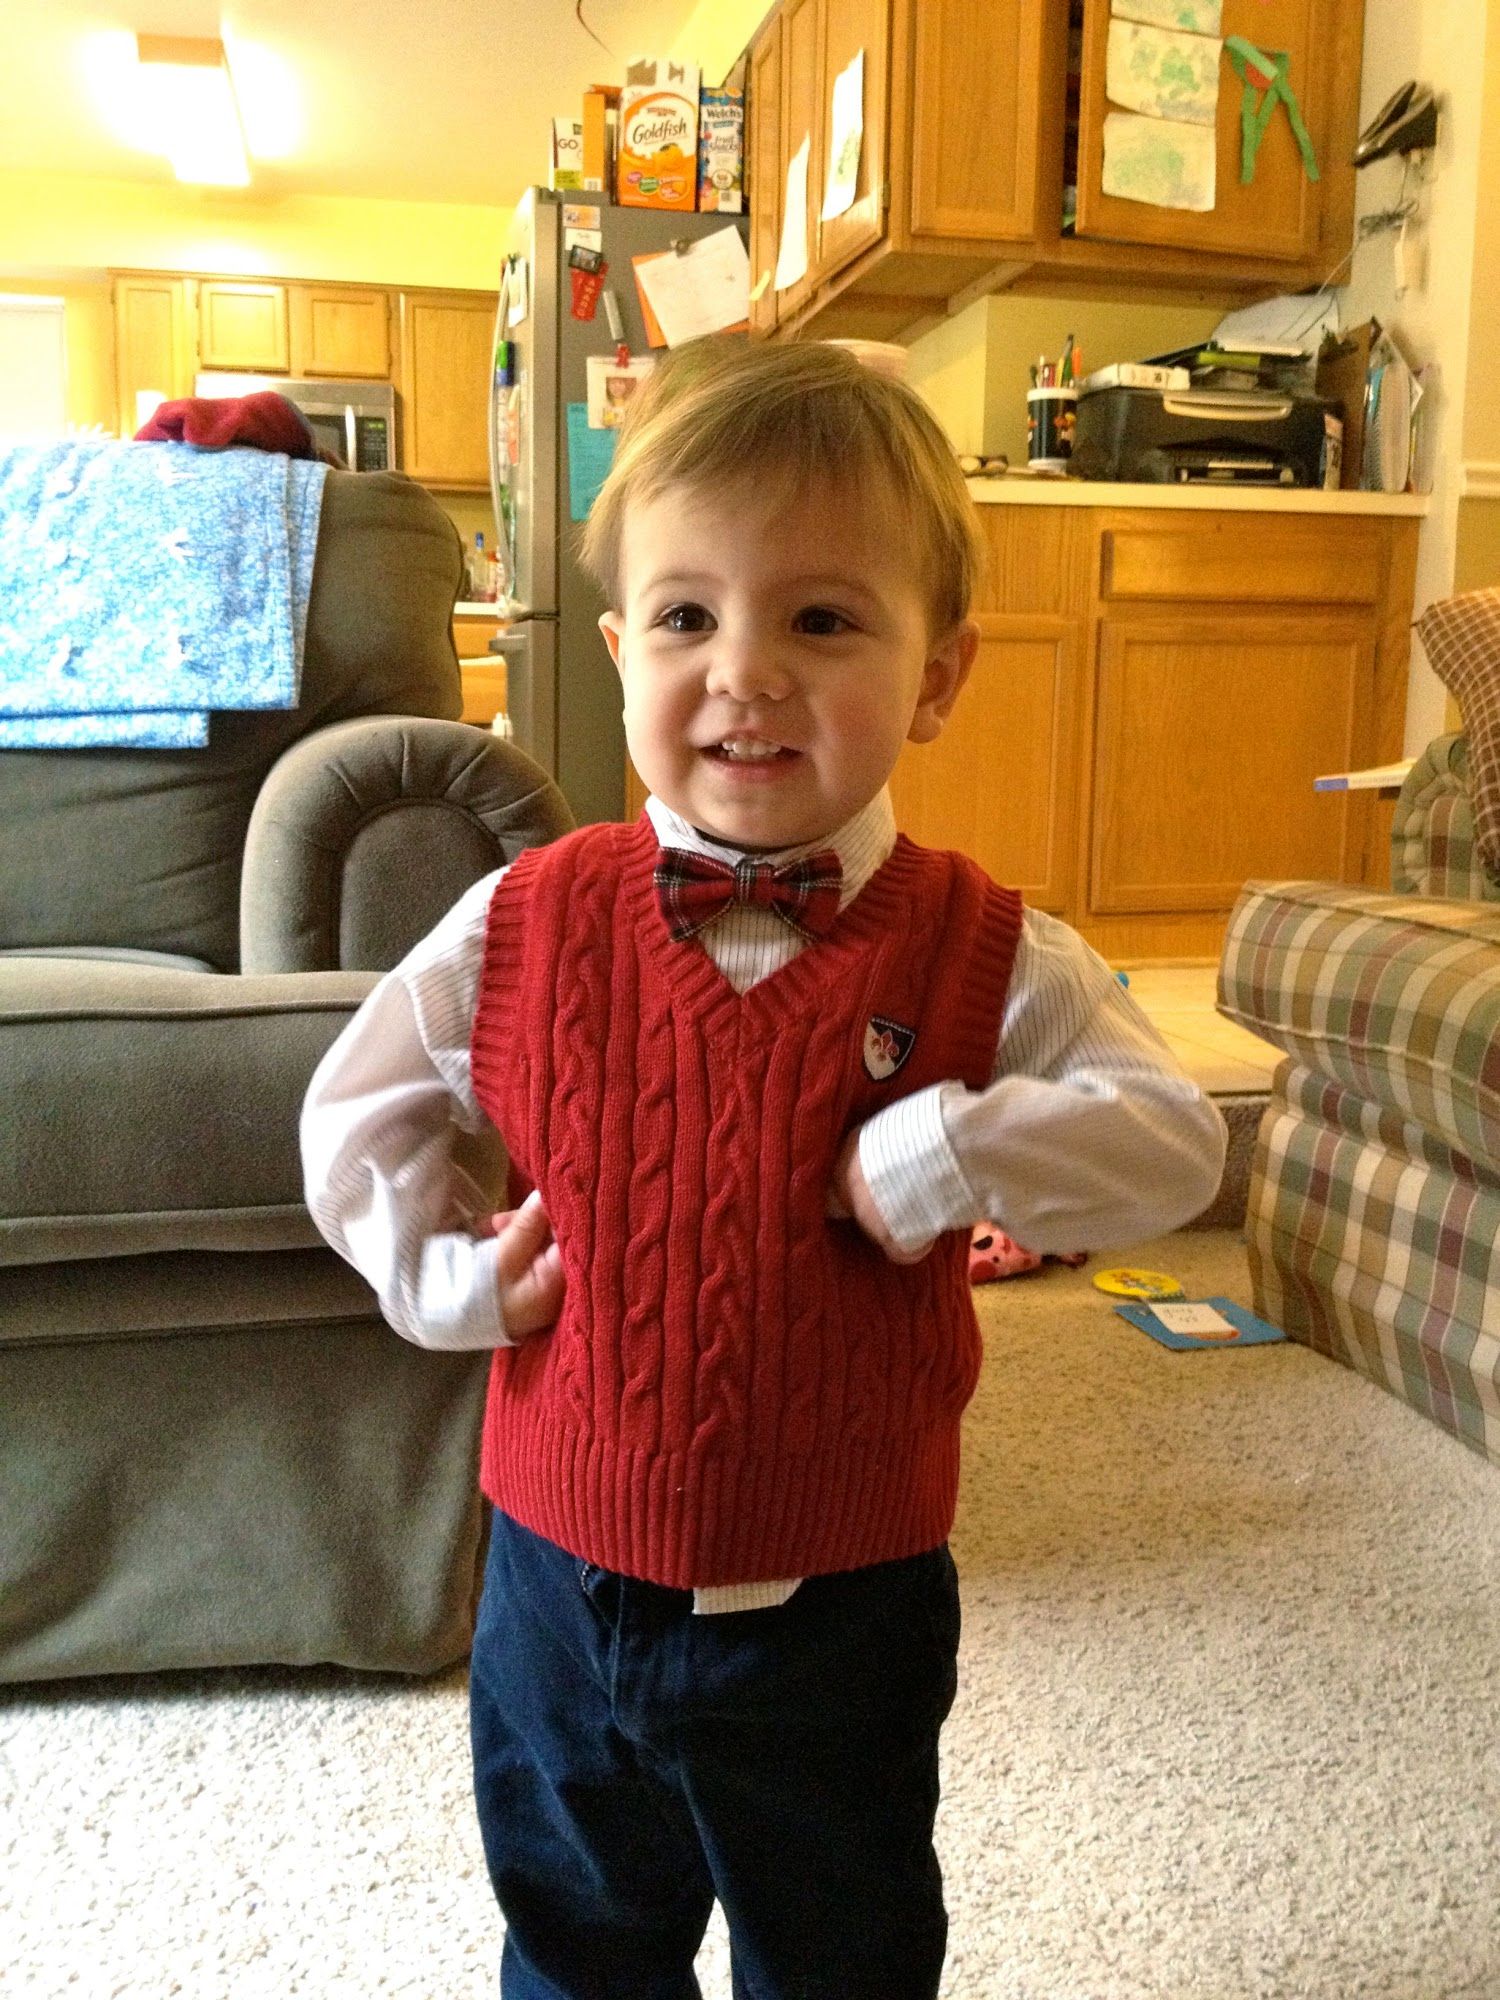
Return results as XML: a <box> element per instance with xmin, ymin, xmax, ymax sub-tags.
<box><xmin>828</xmin><ymin>1132</ymin><xmax>934</xmax><ymax>1266</ymax></box>
<box><xmin>482</xmin><ymin>1189</ymin><xmax>566</xmax><ymax>1340</ymax></box>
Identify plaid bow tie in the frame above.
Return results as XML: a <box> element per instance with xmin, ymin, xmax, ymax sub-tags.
<box><xmin>654</xmin><ymin>847</ymin><xmax>844</xmax><ymax>943</ymax></box>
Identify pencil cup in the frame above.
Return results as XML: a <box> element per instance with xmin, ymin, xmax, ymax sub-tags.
<box><xmin>1027</xmin><ymin>387</ymin><xmax>1077</xmax><ymax>471</ymax></box>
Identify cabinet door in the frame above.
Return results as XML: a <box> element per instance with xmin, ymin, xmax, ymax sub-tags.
<box><xmin>112</xmin><ymin>276</ymin><xmax>195</xmax><ymax>434</ymax></box>
<box><xmin>748</xmin><ymin>18</ymin><xmax>784</xmax><ymax>332</ymax></box>
<box><xmin>1074</xmin><ymin>0</ymin><xmax>1335</xmax><ymax>262</ymax></box>
<box><xmin>290</xmin><ymin>285</ymin><xmax>391</xmax><ymax>378</ymax></box>
<box><xmin>888</xmin><ymin>615</ymin><xmax>1079</xmax><ymax>910</ymax></box>
<box><xmin>774</xmin><ymin>0</ymin><xmax>825</xmax><ymax>322</ymax></box>
<box><xmin>398</xmin><ymin>291</ymin><xmax>495</xmax><ymax>488</ymax></box>
<box><xmin>1088</xmin><ymin>609</ymin><xmax>1375</xmax><ymax>914</ymax></box>
<box><xmin>197</xmin><ymin>281</ymin><xmax>290</xmax><ymax>371</ymax></box>
<box><xmin>907</xmin><ymin>0</ymin><xmax>1049</xmax><ymax>241</ymax></box>
<box><xmin>814</xmin><ymin>0</ymin><xmax>889</xmax><ymax>281</ymax></box>
<box><xmin>453</xmin><ymin>619</ymin><xmax>509</xmax><ymax>727</ymax></box>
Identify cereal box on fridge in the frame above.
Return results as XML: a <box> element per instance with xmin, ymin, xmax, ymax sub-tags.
<box><xmin>618</xmin><ymin>56</ymin><xmax>699</xmax><ymax>211</ymax></box>
<box><xmin>550</xmin><ymin>119</ymin><xmax>583</xmax><ymax>191</ymax></box>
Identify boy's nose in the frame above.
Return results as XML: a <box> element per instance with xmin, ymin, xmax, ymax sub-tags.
<box><xmin>703</xmin><ymin>633</ymin><xmax>794</xmax><ymax>703</ymax></box>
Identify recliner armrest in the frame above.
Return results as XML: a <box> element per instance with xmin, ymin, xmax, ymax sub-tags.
<box><xmin>0</xmin><ymin>955</ymin><xmax>377</xmax><ymax>1267</ymax></box>
<box><xmin>240</xmin><ymin>715</ymin><xmax>574</xmax><ymax>973</ymax></box>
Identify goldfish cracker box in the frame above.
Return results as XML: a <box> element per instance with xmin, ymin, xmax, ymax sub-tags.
<box><xmin>618</xmin><ymin>56</ymin><xmax>699</xmax><ymax>211</ymax></box>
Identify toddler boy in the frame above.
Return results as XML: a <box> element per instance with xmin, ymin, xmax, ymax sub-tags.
<box><xmin>301</xmin><ymin>336</ymin><xmax>1226</xmax><ymax>1999</ymax></box>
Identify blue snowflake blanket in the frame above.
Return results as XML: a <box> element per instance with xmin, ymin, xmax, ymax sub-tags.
<box><xmin>0</xmin><ymin>439</ymin><xmax>327</xmax><ymax>748</ymax></box>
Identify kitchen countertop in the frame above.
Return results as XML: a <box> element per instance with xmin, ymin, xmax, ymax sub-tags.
<box><xmin>965</xmin><ymin>478</ymin><xmax>1427</xmax><ymax>514</ymax></box>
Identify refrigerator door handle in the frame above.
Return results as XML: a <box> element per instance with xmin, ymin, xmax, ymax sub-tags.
<box><xmin>489</xmin><ymin>608</ymin><xmax>558</xmax><ymax>627</ymax></box>
<box><xmin>487</xmin><ymin>301</ymin><xmax>502</xmax><ymax>549</ymax></box>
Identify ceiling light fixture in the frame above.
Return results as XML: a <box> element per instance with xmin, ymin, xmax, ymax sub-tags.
<box><xmin>134</xmin><ymin>35</ymin><xmax>251</xmax><ymax>188</ymax></box>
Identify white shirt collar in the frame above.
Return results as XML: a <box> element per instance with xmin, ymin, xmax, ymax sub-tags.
<box><xmin>643</xmin><ymin>791</ymin><xmax>897</xmax><ymax>907</ymax></box>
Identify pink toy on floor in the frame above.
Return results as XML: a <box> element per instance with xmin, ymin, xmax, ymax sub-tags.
<box><xmin>968</xmin><ymin>1224</ymin><xmax>1087</xmax><ymax>1284</ymax></box>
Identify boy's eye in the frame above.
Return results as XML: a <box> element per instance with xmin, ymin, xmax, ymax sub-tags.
<box><xmin>795</xmin><ymin>605</ymin><xmax>853</xmax><ymax>636</ymax></box>
<box><xmin>656</xmin><ymin>603</ymin><xmax>712</xmax><ymax>634</ymax></box>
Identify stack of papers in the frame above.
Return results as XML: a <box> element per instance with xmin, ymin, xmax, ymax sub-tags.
<box><xmin>633</xmin><ymin>226</ymin><xmax>750</xmax><ymax>348</ymax></box>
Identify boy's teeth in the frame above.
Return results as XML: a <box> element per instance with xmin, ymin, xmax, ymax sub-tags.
<box><xmin>718</xmin><ymin>739</ymin><xmax>783</xmax><ymax>760</ymax></box>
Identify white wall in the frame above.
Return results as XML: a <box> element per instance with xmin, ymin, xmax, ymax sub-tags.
<box><xmin>1340</xmin><ymin>0</ymin><xmax>1490</xmax><ymax>748</ymax></box>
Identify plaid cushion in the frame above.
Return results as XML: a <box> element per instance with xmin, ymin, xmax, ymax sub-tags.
<box><xmin>1415</xmin><ymin>589</ymin><xmax>1500</xmax><ymax>875</ymax></box>
<box><xmin>1248</xmin><ymin>1060</ymin><xmax>1500</xmax><ymax>1463</ymax></box>
<box><xmin>1218</xmin><ymin>880</ymin><xmax>1500</xmax><ymax>1171</ymax></box>
<box><xmin>1391</xmin><ymin>733</ymin><xmax>1499</xmax><ymax>901</ymax></box>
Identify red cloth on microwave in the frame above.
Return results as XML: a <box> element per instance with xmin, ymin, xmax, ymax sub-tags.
<box><xmin>134</xmin><ymin>390</ymin><xmax>332</xmax><ymax>462</ymax></box>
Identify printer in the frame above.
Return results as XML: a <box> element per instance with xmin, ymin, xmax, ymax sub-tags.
<box><xmin>1070</xmin><ymin>385</ymin><xmax>1341</xmax><ymax>488</ymax></box>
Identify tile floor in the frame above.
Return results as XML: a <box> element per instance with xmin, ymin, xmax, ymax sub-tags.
<box><xmin>1116</xmin><ymin>960</ymin><xmax>1281</xmax><ymax>1095</ymax></box>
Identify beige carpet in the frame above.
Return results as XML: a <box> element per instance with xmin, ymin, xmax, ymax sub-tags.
<box><xmin>5</xmin><ymin>1229</ymin><xmax>1500</xmax><ymax>2000</ymax></box>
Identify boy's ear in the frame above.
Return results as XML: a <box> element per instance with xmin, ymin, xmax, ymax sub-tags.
<box><xmin>908</xmin><ymin>618</ymin><xmax>979</xmax><ymax>745</ymax></box>
<box><xmin>598</xmin><ymin>610</ymin><xmax>625</xmax><ymax>677</ymax></box>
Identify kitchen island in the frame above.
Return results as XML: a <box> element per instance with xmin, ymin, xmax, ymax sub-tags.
<box><xmin>886</xmin><ymin>482</ymin><xmax>1425</xmax><ymax>961</ymax></box>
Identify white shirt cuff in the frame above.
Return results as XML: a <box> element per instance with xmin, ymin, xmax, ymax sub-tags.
<box><xmin>856</xmin><ymin>1082</ymin><xmax>976</xmax><ymax>1254</ymax></box>
<box><xmin>411</xmin><ymin>1232</ymin><xmax>512</xmax><ymax>1349</ymax></box>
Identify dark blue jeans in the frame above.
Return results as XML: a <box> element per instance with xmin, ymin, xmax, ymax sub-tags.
<box><xmin>468</xmin><ymin>1507</ymin><xmax>961</xmax><ymax>2000</ymax></box>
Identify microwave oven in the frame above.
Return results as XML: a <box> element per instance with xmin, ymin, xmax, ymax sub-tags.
<box><xmin>194</xmin><ymin>372</ymin><xmax>399</xmax><ymax>471</ymax></box>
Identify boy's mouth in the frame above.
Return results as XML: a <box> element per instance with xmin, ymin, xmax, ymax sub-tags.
<box><xmin>706</xmin><ymin>736</ymin><xmax>797</xmax><ymax>763</ymax></box>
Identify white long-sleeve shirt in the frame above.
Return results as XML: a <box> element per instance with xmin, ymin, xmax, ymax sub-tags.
<box><xmin>301</xmin><ymin>790</ymin><xmax>1226</xmax><ymax>1610</ymax></box>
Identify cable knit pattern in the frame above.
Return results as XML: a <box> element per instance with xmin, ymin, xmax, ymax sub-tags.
<box><xmin>469</xmin><ymin>817</ymin><xmax>1022</xmax><ymax>1587</ymax></box>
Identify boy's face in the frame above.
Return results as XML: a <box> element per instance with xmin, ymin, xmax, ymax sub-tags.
<box><xmin>598</xmin><ymin>475</ymin><xmax>977</xmax><ymax>852</ymax></box>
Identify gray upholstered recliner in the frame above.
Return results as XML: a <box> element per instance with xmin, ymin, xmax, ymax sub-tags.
<box><xmin>0</xmin><ymin>468</ymin><xmax>573</xmax><ymax>1683</ymax></box>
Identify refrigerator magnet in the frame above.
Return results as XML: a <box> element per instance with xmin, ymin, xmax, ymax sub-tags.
<box><xmin>571</xmin><ymin>263</ymin><xmax>605</xmax><ymax>322</ymax></box>
<box><xmin>586</xmin><ymin>352</ymin><xmax>655</xmax><ymax>430</ymax></box>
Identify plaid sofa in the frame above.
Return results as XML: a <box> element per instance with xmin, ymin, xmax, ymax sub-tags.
<box><xmin>1392</xmin><ymin>732</ymin><xmax>1500</xmax><ymax>902</ymax></box>
<box><xmin>1218</xmin><ymin>877</ymin><xmax>1500</xmax><ymax>1465</ymax></box>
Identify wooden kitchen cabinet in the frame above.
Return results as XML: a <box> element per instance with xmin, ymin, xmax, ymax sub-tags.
<box><xmin>748</xmin><ymin>17</ymin><xmax>784</xmax><ymax>335</ymax></box>
<box><xmin>889</xmin><ymin>613</ymin><xmax>1081</xmax><ymax>911</ymax></box>
<box><xmin>1089</xmin><ymin>612</ymin><xmax>1377</xmax><ymax>913</ymax></box>
<box><xmin>888</xmin><ymin>506</ymin><xmax>1091</xmax><ymax>911</ymax></box>
<box><xmin>1074</xmin><ymin>0</ymin><xmax>1360</xmax><ymax>266</ymax></box>
<box><xmin>752</xmin><ymin>0</ymin><xmax>1050</xmax><ymax>335</ymax></box>
<box><xmin>197</xmin><ymin>281</ymin><xmax>290</xmax><ymax>372</ymax></box>
<box><xmin>771</xmin><ymin>0</ymin><xmax>826</xmax><ymax>324</ymax></box>
<box><xmin>289</xmin><ymin>285</ymin><xmax>391</xmax><ymax>378</ymax></box>
<box><xmin>887</xmin><ymin>498</ymin><xmax>1420</xmax><ymax>962</ymax></box>
<box><xmin>128</xmin><ymin>277</ymin><xmax>392</xmax><ymax>385</ymax></box>
<box><xmin>108</xmin><ymin>268</ymin><xmax>496</xmax><ymax>497</ymax></box>
<box><xmin>815</xmin><ymin>0</ymin><xmax>891</xmax><ymax>283</ymax></box>
<box><xmin>750</xmin><ymin>0</ymin><xmax>893</xmax><ymax>328</ymax></box>
<box><xmin>747</xmin><ymin>0</ymin><xmax>1363</xmax><ymax>342</ymax></box>
<box><xmin>112</xmin><ymin>276</ymin><xmax>196</xmax><ymax>431</ymax></box>
<box><xmin>397</xmin><ymin>290</ymin><xmax>495</xmax><ymax>490</ymax></box>
<box><xmin>905</xmin><ymin>0</ymin><xmax>1049</xmax><ymax>249</ymax></box>
<box><xmin>453</xmin><ymin>614</ymin><xmax>510</xmax><ymax>727</ymax></box>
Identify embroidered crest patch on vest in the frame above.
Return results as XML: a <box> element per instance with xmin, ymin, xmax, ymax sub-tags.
<box><xmin>863</xmin><ymin>1014</ymin><xmax>916</xmax><ymax>1081</ymax></box>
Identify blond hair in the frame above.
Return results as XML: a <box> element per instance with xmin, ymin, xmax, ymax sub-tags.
<box><xmin>578</xmin><ymin>336</ymin><xmax>985</xmax><ymax>634</ymax></box>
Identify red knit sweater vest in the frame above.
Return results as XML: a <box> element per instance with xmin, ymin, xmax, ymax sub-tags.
<box><xmin>470</xmin><ymin>817</ymin><xmax>1022</xmax><ymax>1587</ymax></box>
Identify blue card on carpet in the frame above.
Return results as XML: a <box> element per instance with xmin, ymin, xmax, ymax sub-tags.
<box><xmin>1114</xmin><ymin>1297</ymin><xmax>1288</xmax><ymax>1351</ymax></box>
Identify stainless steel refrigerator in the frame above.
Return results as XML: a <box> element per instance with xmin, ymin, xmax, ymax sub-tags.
<box><xmin>488</xmin><ymin>186</ymin><xmax>749</xmax><ymax>826</ymax></box>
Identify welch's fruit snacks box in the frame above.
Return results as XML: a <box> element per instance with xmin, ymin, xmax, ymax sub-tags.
<box><xmin>698</xmin><ymin>86</ymin><xmax>744</xmax><ymax>212</ymax></box>
<box><xmin>618</xmin><ymin>56</ymin><xmax>699</xmax><ymax>211</ymax></box>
